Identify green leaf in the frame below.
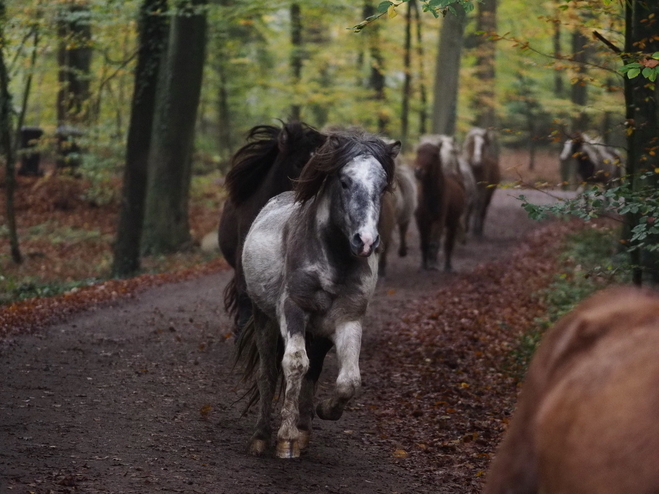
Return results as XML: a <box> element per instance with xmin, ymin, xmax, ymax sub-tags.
<box><xmin>652</xmin><ymin>52</ymin><xmax>659</xmax><ymax>60</ymax></box>
<box><xmin>627</xmin><ymin>67</ymin><xmax>641</xmax><ymax>79</ymax></box>
<box><xmin>377</xmin><ymin>1</ymin><xmax>393</xmax><ymax>13</ymax></box>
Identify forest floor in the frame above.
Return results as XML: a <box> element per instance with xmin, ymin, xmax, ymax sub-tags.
<box><xmin>0</xmin><ymin>175</ymin><xmax>606</xmax><ymax>493</ymax></box>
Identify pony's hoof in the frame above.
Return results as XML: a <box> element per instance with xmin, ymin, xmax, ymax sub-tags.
<box><xmin>298</xmin><ymin>429</ymin><xmax>311</xmax><ymax>450</ymax></box>
<box><xmin>248</xmin><ymin>439</ymin><xmax>268</xmax><ymax>456</ymax></box>
<box><xmin>276</xmin><ymin>440</ymin><xmax>301</xmax><ymax>459</ymax></box>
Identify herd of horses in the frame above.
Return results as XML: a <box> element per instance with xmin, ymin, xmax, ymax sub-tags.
<box><xmin>214</xmin><ymin>121</ymin><xmax>656</xmax><ymax>492</ymax></box>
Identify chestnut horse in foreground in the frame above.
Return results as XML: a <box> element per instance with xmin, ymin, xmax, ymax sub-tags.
<box><xmin>485</xmin><ymin>287</ymin><xmax>659</xmax><ymax>494</ymax></box>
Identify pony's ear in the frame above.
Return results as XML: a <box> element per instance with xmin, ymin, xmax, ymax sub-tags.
<box><xmin>278</xmin><ymin>127</ymin><xmax>290</xmax><ymax>152</ymax></box>
<box><xmin>387</xmin><ymin>140</ymin><xmax>402</xmax><ymax>159</ymax></box>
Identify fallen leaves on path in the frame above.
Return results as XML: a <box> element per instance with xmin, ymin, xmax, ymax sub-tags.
<box><xmin>366</xmin><ymin>220</ymin><xmax>584</xmax><ymax>492</ymax></box>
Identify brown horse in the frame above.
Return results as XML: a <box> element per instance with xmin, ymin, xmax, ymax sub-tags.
<box><xmin>219</xmin><ymin>122</ymin><xmax>326</xmax><ymax>334</ymax></box>
<box><xmin>484</xmin><ymin>287</ymin><xmax>659</xmax><ymax>494</ymax></box>
<box><xmin>377</xmin><ymin>161</ymin><xmax>418</xmax><ymax>277</ymax></box>
<box><xmin>414</xmin><ymin>142</ymin><xmax>465</xmax><ymax>272</ymax></box>
<box><xmin>462</xmin><ymin>127</ymin><xmax>500</xmax><ymax>237</ymax></box>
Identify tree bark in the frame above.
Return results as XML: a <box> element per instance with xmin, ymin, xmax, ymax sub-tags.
<box><xmin>570</xmin><ymin>28</ymin><xmax>589</xmax><ymax>130</ymax></box>
<box><xmin>431</xmin><ymin>2</ymin><xmax>466</xmax><ymax>135</ymax></box>
<box><xmin>473</xmin><ymin>0</ymin><xmax>497</xmax><ymax>129</ymax></box>
<box><xmin>142</xmin><ymin>0</ymin><xmax>207</xmax><ymax>255</ymax></box>
<box><xmin>56</xmin><ymin>0</ymin><xmax>92</xmax><ymax>125</ymax></box>
<box><xmin>412</xmin><ymin>0</ymin><xmax>428</xmax><ymax>135</ymax></box>
<box><xmin>290</xmin><ymin>3</ymin><xmax>303</xmax><ymax>121</ymax></box>
<box><xmin>0</xmin><ymin>0</ymin><xmax>21</xmax><ymax>263</ymax></box>
<box><xmin>112</xmin><ymin>0</ymin><xmax>169</xmax><ymax>276</ymax></box>
<box><xmin>400</xmin><ymin>1</ymin><xmax>413</xmax><ymax>150</ymax></box>
<box><xmin>364</xmin><ymin>1</ymin><xmax>388</xmax><ymax>134</ymax></box>
<box><xmin>552</xmin><ymin>10</ymin><xmax>563</xmax><ymax>97</ymax></box>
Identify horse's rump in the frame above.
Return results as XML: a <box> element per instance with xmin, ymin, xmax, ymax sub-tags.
<box><xmin>484</xmin><ymin>287</ymin><xmax>659</xmax><ymax>494</ymax></box>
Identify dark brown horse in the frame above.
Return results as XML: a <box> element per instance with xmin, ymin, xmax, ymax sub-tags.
<box><xmin>484</xmin><ymin>287</ymin><xmax>659</xmax><ymax>494</ymax></box>
<box><xmin>462</xmin><ymin>127</ymin><xmax>501</xmax><ymax>237</ymax></box>
<box><xmin>219</xmin><ymin>122</ymin><xmax>326</xmax><ymax>334</ymax></box>
<box><xmin>414</xmin><ymin>141</ymin><xmax>465</xmax><ymax>272</ymax></box>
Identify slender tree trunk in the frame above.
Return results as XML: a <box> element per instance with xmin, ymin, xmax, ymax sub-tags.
<box><xmin>400</xmin><ymin>2</ymin><xmax>413</xmax><ymax>150</ymax></box>
<box><xmin>112</xmin><ymin>0</ymin><xmax>169</xmax><ymax>277</ymax></box>
<box><xmin>570</xmin><ymin>28</ymin><xmax>589</xmax><ymax>130</ymax></box>
<box><xmin>0</xmin><ymin>0</ymin><xmax>21</xmax><ymax>263</ymax></box>
<box><xmin>56</xmin><ymin>0</ymin><xmax>92</xmax><ymax>126</ymax></box>
<box><xmin>363</xmin><ymin>1</ymin><xmax>388</xmax><ymax>134</ymax></box>
<box><xmin>216</xmin><ymin>57</ymin><xmax>233</xmax><ymax>164</ymax></box>
<box><xmin>412</xmin><ymin>0</ymin><xmax>427</xmax><ymax>135</ymax></box>
<box><xmin>290</xmin><ymin>3</ymin><xmax>303</xmax><ymax>121</ymax></box>
<box><xmin>142</xmin><ymin>0</ymin><xmax>207</xmax><ymax>255</ymax></box>
<box><xmin>473</xmin><ymin>0</ymin><xmax>497</xmax><ymax>129</ymax></box>
<box><xmin>552</xmin><ymin>7</ymin><xmax>563</xmax><ymax>97</ymax></box>
<box><xmin>431</xmin><ymin>1</ymin><xmax>466</xmax><ymax>135</ymax></box>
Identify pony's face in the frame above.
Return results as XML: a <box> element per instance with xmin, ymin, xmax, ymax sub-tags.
<box><xmin>470</xmin><ymin>130</ymin><xmax>489</xmax><ymax>167</ymax></box>
<box><xmin>278</xmin><ymin>125</ymin><xmax>327</xmax><ymax>176</ymax></box>
<box><xmin>560</xmin><ymin>136</ymin><xmax>584</xmax><ymax>161</ymax></box>
<box><xmin>414</xmin><ymin>143</ymin><xmax>440</xmax><ymax>180</ymax></box>
<box><xmin>332</xmin><ymin>155</ymin><xmax>389</xmax><ymax>257</ymax></box>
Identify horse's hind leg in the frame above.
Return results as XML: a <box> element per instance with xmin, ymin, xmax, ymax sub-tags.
<box><xmin>398</xmin><ymin>221</ymin><xmax>409</xmax><ymax>257</ymax></box>
<box><xmin>277</xmin><ymin>300</ymin><xmax>310</xmax><ymax>458</ymax></box>
<box><xmin>298</xmin><ymin>336</ymin><xmax>333</xmax><ymax>450</ymax></box>
<box><xmin>444</xmin><ymin>222</ymin><xmax>458</xmax><ymax>273</ymax></box>
<box><xmin>249</xmin><ymin>310</ymin><xmax>278</xmax><ymax>456</ymax></box>
<box><xmin>317</xmin><ymin>321</ymin><xmax>362</xmax><ymax>421</ymax></box>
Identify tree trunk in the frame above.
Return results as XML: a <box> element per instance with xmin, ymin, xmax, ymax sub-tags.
<box><xmin>473</xmin><ymin>0</ymin><xmax>497</xmax><ymax>129</ymax></box>
<box><xmin>400</xmin><ymin>1</ymin><xmax>413</xmax><ymax>150</ymax></box>
<box><xmin>0</xmin><ymin>0</ymin><xmax>21</xmax><ymax>263</ymax></box>
<box><xmin>431</xmin><ymin>2</ymin><xmax>466</xmax><ymax>135</ymax></box>
<box><xmin>142</xmin><ymin>0</ymin><xmax>207</xmax><ymax>255</ymax></box>
<box><xmin>570</xmin><ymin>28</ymin><xmax>589</xmax><ymax>130</ymax></box>
<box><xmin>290</xmin><ymin>3</ymin><xmax>303</xmax><ymax>121</ymax></box>
<box><xmin>364</xmin><ymin>1</ymin><xmax>388</xmax><ymax>134</ymax></box>
<box><xmin>56</xmin><ymin>0</ymin><xmax>92</xmax><ymax>125</ymax></box>
<box><xmin>412</xmin><ymin>0</ymin><xmax>428</xmax><ymax>135</ymax></box>
<box><xmin>216</xmin><ymin>57</ymin><xmax>233</xmax><ymax>165</ymax></box>
<box><xmin>552</xmin><ymin>2</ymin><xmax>563</xmax><ymax>97</ymax></box>
<box><xmin>112</xmin><ymin>0</ymin><xmax>169</xmax><ymax>277</ymax></box>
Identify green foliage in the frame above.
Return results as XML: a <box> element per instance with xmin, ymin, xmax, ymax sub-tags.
<box><xmin>508</xmin><ymin>226</ymin><xmax>626</xmax><ymax>377</ymax></box>
<box><xmin>353</xmin><ymin>0</ymin><xmax>476</xmax><ymax>32</ymax></box>
<box><xmin>620</xmin><ymin>53</ymin><xmax>659</xmax><ymax>82</ymax></box>
<box><xmin>0</xmin><ymin>275</ymin><xmax>101</xmax><ymax>306</ymax></box>
<box><xmin>519</xmin><ymin>172</ymin><xmax>659</xmax><ymax>253</ymax></box>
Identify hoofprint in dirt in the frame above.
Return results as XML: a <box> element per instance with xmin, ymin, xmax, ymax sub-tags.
<box><xmin>0</xmin><ymin>189</ymin><xmax>573</xmax><ymax>494</ymax></box>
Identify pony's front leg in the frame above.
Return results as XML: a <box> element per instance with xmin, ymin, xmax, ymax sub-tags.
<box><xmin>316</xmin><ymin>321</ymin><xmax>362</xmax><ymax>421</ymax></box>
<box><xmin>277</xmin><ymin>299</ymin><xmax>310</xmax><ymax>459</ymax></box>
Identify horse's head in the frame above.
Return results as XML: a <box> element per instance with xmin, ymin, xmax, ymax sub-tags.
<box><xmin>296</xmin><ymin>132</ymin><xmax>399</xmax><ymax>258</ymax></box>
<box><xmin>276</xmin><ymin>121</ymin><xmax>327</xmax><ymax>176</ymax></box>
<box><xmin>414</xmin><ymin>142</ymin><xmax>442</xmax><ymax>181</ymax></box>
<box><xmin>560</xmin><ymin>133</ymin><xmax>584</xmax><ymax>161</ymax></box>
<box><xmin>467</xmin><ymin>128</ymin><xmax>490</xmax><ymax>167</ymax></box>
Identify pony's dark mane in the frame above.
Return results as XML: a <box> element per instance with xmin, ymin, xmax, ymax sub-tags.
<box><xmin>225</xmin><ymin>125</ymin><xmax>281</xmax><ymax>206</ymax></box>
<box><xmin>294</xmin><ymin>130</ymin><xmax>397</xmax><ymax>203</ymax></box>
<box><xmin>225</xmin><ymin>122</ymin><xmax>323</xmax><ymax>206</ymax></box>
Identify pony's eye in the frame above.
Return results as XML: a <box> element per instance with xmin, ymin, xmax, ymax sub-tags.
<box><xmin>340</xmin><ymin>179</ymin><xmax>349</xmax><ymax>190</ymax></box>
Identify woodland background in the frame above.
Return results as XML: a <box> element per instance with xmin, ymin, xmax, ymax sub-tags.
<box><xmin>1</xmin><ymin>0</ymin><xmax>656</xmax><ymax>299</ymax></box>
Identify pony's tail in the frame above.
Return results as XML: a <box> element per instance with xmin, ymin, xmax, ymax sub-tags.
<box><xmin>232</xmin><ymin>308</ymin><xmax>284</xmax><ymax>415</ymax></box>
<box><xmin>223</xmin><ymin>275</ymin><xmax>240</xmax><ymax>334</ymax></box>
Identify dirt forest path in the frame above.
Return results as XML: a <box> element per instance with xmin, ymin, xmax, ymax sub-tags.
<box><xmin>0</xmin><ymin>189</ymin><xmax>569</xmax><ymax>494</ymax></box>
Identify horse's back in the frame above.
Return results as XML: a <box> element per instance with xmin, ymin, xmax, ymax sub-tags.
<box><xmin>242</xmin><ymin>192</ymin><xmax>297</xmax><ymax>317</ymax></box>
<box><xmin>485</xmin><ymin>288</ymin><xmax>659</xmax><ymax>494</ymax></box>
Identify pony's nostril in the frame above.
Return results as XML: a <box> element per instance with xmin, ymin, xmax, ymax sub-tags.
<box><xmin>373</xmin><ymin>235</ymin><xmax>380</xmax><ymax>249</ymax></box>
<box><xmin>351</xmin><ymin>233</ymin><xmax>363</xmax><ymax>249</ymax></box>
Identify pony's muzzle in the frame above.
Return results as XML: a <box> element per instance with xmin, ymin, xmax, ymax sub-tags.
<box><xmin>351</xmin><ymin>233</ymin><xmax>379</xmax><ymax>257</ymax></box>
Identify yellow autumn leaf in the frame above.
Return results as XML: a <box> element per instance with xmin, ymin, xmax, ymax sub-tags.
<box><xmin>387</xmin><ymin>5</ymin><xmax>397</xmax><ymax>18</ymax></box>
<box><xmin>393</xmin><ymin>449</ymin><xmax>408</xmax><ymax>458</ymax></box>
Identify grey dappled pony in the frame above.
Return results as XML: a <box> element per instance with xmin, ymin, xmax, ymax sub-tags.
<box><xmin>236</xmin><ymin>129</ymin><xmax>400</xmax><ymax>458</ymax></box>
